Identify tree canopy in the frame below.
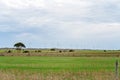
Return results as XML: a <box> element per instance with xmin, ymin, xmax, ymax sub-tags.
<box><xmin>14</xmin><ymin>42</ymin><xmax>26</xmax><ymax>50</ymax></box>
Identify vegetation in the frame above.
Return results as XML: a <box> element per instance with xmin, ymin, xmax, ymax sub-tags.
<box><xmin>0</xmin><ymin>48</ymin><xmax>120</xmax><ymax>80</ymax></box>
<box><xmin>0</xmin><ymin>57</ymin><xmax>119</xmax><ymax>80</ymax></box>
<box><xmin>50</xmin><ymin>48</ymin><xmax>56</xmax><ymax>51</ymax></box>
<box><xmin>69</xmin><ymin>49</ymin><xmax>74</xmax><ymax>52</ymax></box>
<box><xmin>14</xmin><ymin>42</ymin><xmax>26</xmax><ymax>50</ymax></box>
<box><xmin>0</xmin><ymin>49</ymin><xmax>120</xmax><ymax>57</ymax></box>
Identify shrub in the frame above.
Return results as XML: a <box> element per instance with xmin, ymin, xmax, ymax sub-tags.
<box><xmin>23</xmin><ymin>51</ymin><xmax>29</xmax><ymax>53</ymax></box>
<box><xmin>50</xmin><ymin>48</ymin><xmax>56</xmax><ymax>51</ymax></box>
<box><xmin>38</xmin><ymin>50</ymin><xmax>41</xmax><ymax>52</ymax></box>
<box><xmin>35</xmin><ymin>50</ymin><xmax>41</xmax><ymax>53</ymax></box>
<box><xmin>7</xmin><ymin>50</ymin><xmax>11</xmax><ymax>53</ymax></box>
<box><xmin>35</xmin><ymin>50</ymin><xmax>37</xmax><ymax>52</ymax></box>
<box><xmin>59</xmin><ymin>50</ymin><xmax>62</xmax><ymax>53</ymax></box>
<box><xmin>104</xmin><ymin>50</ymin><xmax>107</xmax><ymax>52</ymax></box>
<box><xmin>69</xmin><ymin>49</ymin><xmax>74</xmax><ymax>52</ymax></box>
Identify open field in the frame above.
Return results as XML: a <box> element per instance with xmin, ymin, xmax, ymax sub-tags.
<box><xmin>0</xmin><ymin>49</ymin><xmax>120</xmax><ymax>57</ymax></box>
<box><xmin>0</xmin><ymin>57</ymin><xmax>119</xmax><ymax>80</ymax></box>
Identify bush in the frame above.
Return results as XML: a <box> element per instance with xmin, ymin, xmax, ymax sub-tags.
<box><xmin>69</xmin><ymin>49</ymin><xmax>74</xmax><ymax>52</ymax></box>
<box><xmin>7</xmin><ymin>50</ymin><xmax>11</xmax><ymax>53</ymax></box>
<box><xmin>38</xmin><ymin>50</ymin><xmax>41</xmax><ymax>52</ymax></box>
<box><xmin>35</xmin><ymin>50</ymin><xmax>41</xmax><ymax>53</ymax></box>
<box><xmin>35</xmin><ymin>50</ymin><xmax>38</xmax><ymax>52</ymax></box>
<box><xmin>59</xmin><ymin>50</ymin><xmax>62</xmax><ymax>53</ymax></box>
<box><xmin>50</xmin><ymin>48</ymin><xmax>56</xmax><ymax>51</ymax></box>
<box><xmin>104</xmin><ymin>50</ymin><xmax>107</xmax><ymax>52</ymax></box>
<box><xmin>23</xmin><ymin>51</ymin><xmax>29</xmax><ymax>53</ymax></box>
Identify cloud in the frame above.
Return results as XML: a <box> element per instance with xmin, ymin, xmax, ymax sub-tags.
<box><xmin>0</xmin><ymin>0</ymin><xmax>120</xmax><ymax>49</ymax></box>
<box><xmin>0</xmin><ymin>0</ymin><xmax>46</xmax><ymax>9</ymax></box>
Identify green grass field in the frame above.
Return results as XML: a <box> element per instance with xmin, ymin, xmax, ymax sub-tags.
<box><xmin>0</xmin><ymin>56</ymin><xmax>119</xmax><ymax>80</ymax></box>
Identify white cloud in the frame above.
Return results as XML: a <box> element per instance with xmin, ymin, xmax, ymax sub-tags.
<box><xmin>15</xmin><ymin>33</ymin><xmax>40</xmax><ymax>41</ymax></box>
<box><xmin>52</xmin><ymin>22</ymin><xmax>120</xmax><ymax>40</ymax></box>
<box><xmin>0</xmin><ymin>0</ymin><xmax>120</xmax><ymax>49</ymax></box>
<box><xmin>0</xmin><ymin>0</ymin><xmax>46</xmax><ymax>9</ymax></box>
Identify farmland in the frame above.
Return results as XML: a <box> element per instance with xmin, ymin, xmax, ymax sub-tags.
<box><xmin>0</xmin><ymin>49</ymin><xmax>120</xmax><ymax>80</ymax></box>
<box><xmin>0</xmin><ymin>56</ymin><xmax>119</xmax><ymax>80</ymax></box>
<box><xmin>0</xmin><ymin>49</ymin><xmax>120</xmax><ymax>57</ymax></box>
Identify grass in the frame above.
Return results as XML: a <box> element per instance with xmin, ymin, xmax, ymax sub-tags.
<box><xmin>0</xmin><ymin>49</ymin><xmax>120</xmax><ymax>80</ymax></box>
<box><xmin>1</xmin><ymin>49</ymin><xmax>120</xmax><ymax>57</ymax></box>
<box><xmin>0</xmin><ymin>56</ymin><xmax>119</xmax><ymax>80</ymax></box>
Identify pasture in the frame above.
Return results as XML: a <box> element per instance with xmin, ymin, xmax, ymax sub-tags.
<box><xmin>0</xmin><ymin>49</ymin><xmax>120</xmax><ymax>57</ymax></box>
<box><xmin>0</xmin><ymin>56</ymin><xmax>119</xmax><ymax>80</ymax></box>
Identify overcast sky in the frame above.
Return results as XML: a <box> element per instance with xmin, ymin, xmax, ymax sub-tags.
<box><xmin>0</xmin><ymin>0</ymin><xmax>120</xmax><ymax>49</ymax></box>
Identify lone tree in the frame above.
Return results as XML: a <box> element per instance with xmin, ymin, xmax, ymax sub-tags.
<box><xmin>14</xmin><ymin>42</ymin><xmax>26</xmax><ymax>50</ymax></box>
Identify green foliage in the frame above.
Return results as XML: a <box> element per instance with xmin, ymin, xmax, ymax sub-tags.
<box><xmin>7</xmin><ymin>50</ymin><xmax>11</xmax><ymax>53</ymax></box>
<box><xmin>50</xmin><ymin>48</ymin><xmax>56</xmax><ymax>51</ymax></box>
<box><xmin>104</xmin><ymin>50</ymin><xmax>107</xmax><ymax>52</ymax></box>
<box><xmin>23</xmin><ymin>50</ymin><xmax>29</xmax><ymax>53</ymax></box>
<box><xmin>14</xmin><ymin>42</ymin><xmax>26</xmax><ymax>50</ymax></box>
<box><xmin>69</xmin><ymin>49</ymin><xmax>74</xmax><ymax>52</ymax></box>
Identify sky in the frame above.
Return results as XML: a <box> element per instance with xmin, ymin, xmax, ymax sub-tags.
<box><xmin>0</xmin><ymin>0</ymin><xmax>120</xmax><ymax>49</ymax></box>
